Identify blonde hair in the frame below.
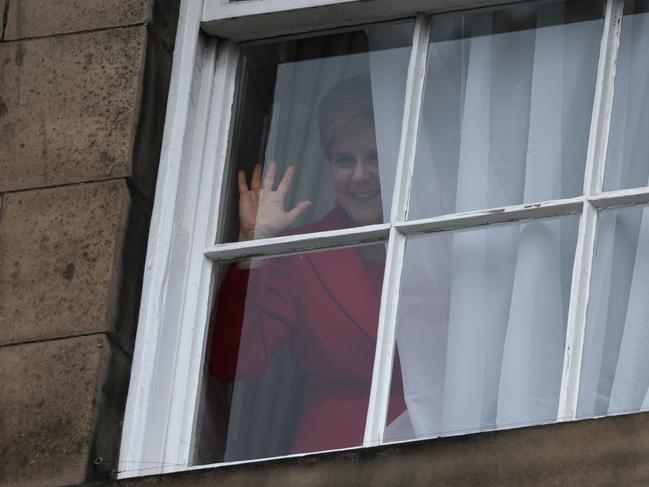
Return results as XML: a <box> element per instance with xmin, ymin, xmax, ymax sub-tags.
<box><xmin>318</xmin><ymin>74</ymin><xmax>375</xmax><ymax>157</ymax></box>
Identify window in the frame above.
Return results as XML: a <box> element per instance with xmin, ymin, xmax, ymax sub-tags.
<box><xmin>119</xmin><ymin>0</ymin><xmax>649</xmax><ymax>478</ymax></box>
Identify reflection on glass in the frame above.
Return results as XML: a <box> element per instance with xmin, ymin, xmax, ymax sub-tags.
<box><xmin>578</xmin><ymin>205</ymin><xmax>649</xmax><ymax>418</ymax></box>
<box><xmin>603</xmin><ymin>0</ymin><xmax>649</xmax><ymax>192</ymax></box>
<box><xmin>408</xmin><ymin>0</ymin><xmax>605</xmax><ymax>220</ymax></box>
<box><xmin>194</xmin><ymin>243</ymin><xmax>405</xmax><ymax>464</ymax></box>
<box><xmin>383</xmin><ymin>216</ymin><xmax>579</xmax><ymax>443</ymax></box>
<box><xmin>219</xmin><ymin>21</ymin><xmax>414</xmax><ymax>243</ymax></box>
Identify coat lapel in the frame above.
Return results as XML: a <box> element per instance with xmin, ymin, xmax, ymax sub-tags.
<box><xmin>300</xmin><ymin>207</ymin><xmax>382</xmax><ymax>342</ymax></box>
<box><xmin>306</xmin><ymin>246</ymin><xmax>381</xmax><ymax>341</ymax></box>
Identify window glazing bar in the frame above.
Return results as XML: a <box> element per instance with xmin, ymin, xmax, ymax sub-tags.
<box><xmin>200</xmin><ymin>186</ymin><xmax>648</xmax><ymax>263</ymax></box>
<box><xmin>203</xmin><ymin>183</ymin><xmax>649</xmax><ymax>264</ymax></box>
<box><xmin>363</xmin><ymin>13</ymin><xmax>432</xmax><ymax>447</ymax></box>
<box><xmin>203</xmin><ymin>223</ymin><xmax>391</xmax><ymax>261</ymax></box>
<box><xmin>589</xmin><ymin>186</ymin><xmax>649</xmax><ymax>209</ymax></box>
<box><xmin>396</xmin><ymin>196</ymin><xmax>584</xmax><ymax>236</ymax></box>
<box><xmin>558</xmin><ymin>0</ymin><xmax>624</xmax><ymax>422</ymax></box>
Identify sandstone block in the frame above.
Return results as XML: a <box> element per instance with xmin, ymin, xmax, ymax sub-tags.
<box><xmin>4</xmin><ymin>0</ymin><xmax>153</xmax><ymax>40</ymax></box>
<box><xmin>0</xmin><ymin>335</ymin><xmax>119</xmax><ymax>486</ymax></box>
<box><xmin>0</xmin><ymin>181</ymin><xmax>130</xmax><ymax>345</ymax></box>
<box><xmin>0</xmin><ymin>27</ymin><xmax>146</xmax><ymax>192</ymax></box>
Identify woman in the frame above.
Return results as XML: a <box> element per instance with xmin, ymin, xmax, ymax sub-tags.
<box><xmin>209</xmin><ymin>75</ymin><xmax>405</xmax><ymax>455</ymax></box>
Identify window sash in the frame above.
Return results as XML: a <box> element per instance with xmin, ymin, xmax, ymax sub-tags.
<box><xmin>119</xmin><ymin>0</ymin><xmax>649</xmax><ymax>479</ymax></box>
<box><xmin>558</xmin><ymin>0</ymin><xmax>624</xmax><ymax>421</ymax></box>
<box><xmin>160</xmin><ymin>39</ymin><xmax>240</xmax><ymax>472</ymax></box>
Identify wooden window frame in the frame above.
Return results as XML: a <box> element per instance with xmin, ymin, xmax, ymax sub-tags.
<box><xmin>118</xmin><ymin>0</ymin><xmax>649</xmax><ymax>478</ymax></box>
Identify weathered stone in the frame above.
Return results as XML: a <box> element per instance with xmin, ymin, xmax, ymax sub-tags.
<box><xmin>0</xmin><ymin>335</ymin><xmax>120</xmax><ymax>486</ymax></box>
<box><xmin>0</xmin><ymin>181</ymin><xmax>130</xmax><ymax>345</ymax></box>
<box><xmin>150</xmin><ymin>0</ymin><xmax>182</xmax><ymax>50</ymax></box>
<box><xmin>97</xmin><ymin>412</ymin><xmax>649</xmax><ymax>486</ymax></box>
<box><xmin>131</xmin><ymin>19</ymin><xmax>175</xmax><ymax>200</ymax></box>
<box><xmin>4</xmin><ymin>0</ymin><xmax>153</xmax><ymax>40</ymax></box>
<box><xmin>0</xmin><ymin>0</ymin><xmax>7</xmax><ymax>39</ymax></box>
<box><xmin>0</xmin><ymin>27</ymin><xmax>146</xmax><ymax>193</ymax></box>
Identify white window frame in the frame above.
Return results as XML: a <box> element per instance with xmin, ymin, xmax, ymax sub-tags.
<box><xmin>118</xmin><ymin>0</ymin><xmax>649</xmax><ymax>479</ymax></box>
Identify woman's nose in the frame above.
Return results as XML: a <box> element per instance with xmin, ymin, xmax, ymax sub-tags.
<box><xmin>351</xmin><ymin>159</ymin><xmax>371</xmax><ymax>180</ymax></box>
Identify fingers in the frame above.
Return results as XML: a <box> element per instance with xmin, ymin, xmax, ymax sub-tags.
<box><xmin>251</xmin><ymin>163</ymin><xmax>262</xmax><ymax>191</ymax></box>
<box><xmin>238</xmin><ymin>164</ymin><xmax>263</xmax><ymax>194</ymax></box>
<box><xmin>237</xmin><ymin>170</ymin><xmax>249</xmax><ymax>195</ymax></box>
<box><xmin>255</xmin><ymin>162</ymin><xmax>295</xmax><ymax>193</ymax></box>
<box><xmin>262</xmin><ymin>160</ymin><xmax>277</xmax><ymax>190</ymax></box>
<box><xmin>286</xmin><ymin>200</ymin><xmax>312</xmax><ymax>225</ymax></box>
<box><xmin>276</xmin><ymin>166</ymin><xmax>295</xmax><ymax>195</ymax></box>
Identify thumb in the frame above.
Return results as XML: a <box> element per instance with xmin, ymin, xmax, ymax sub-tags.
<box><xmin>286</xmin><ymin>200</ymin><xmax>312</xmax><ymax>225</ymax></box>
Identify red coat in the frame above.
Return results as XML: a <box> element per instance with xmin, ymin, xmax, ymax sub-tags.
<box><xmin>210</xmin><ymin>207</ymin><xmax>405</xmax><ymax>454</ymax></box>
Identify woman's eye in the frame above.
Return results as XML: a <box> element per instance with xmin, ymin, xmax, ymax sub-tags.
<box><xmin>332</xmin><ymin>155</ymin><xmax>355</xmax><ymax>168</ymax></box>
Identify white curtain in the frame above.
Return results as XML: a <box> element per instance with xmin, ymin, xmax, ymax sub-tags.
<box><xmin>602</xmin><ymin>8</ymin><xmax>649</xmax><ymax>192</ymax></box>
<box><xmin>262</xmin><ymin>26</ymin><xmax>413</xmax><ymax>226</ymax></box>
<box><xmin>578</xmin><ymin>8</ymin><xmax>649</xmax><ymax>418</ymax></box>
<box><xmin>266</xmin><ymin>53</ymin><xmax>368</xmax><ymax>224</ymax></box>
<box><xmin>609</xmin><ymin>208</ymin><xmax>649</xmax><ymax>412</ymax></box>
<box><xmin>392</xmin><ymin>5</ymin><xmax>601</xmax><ymax>440</ymax></box>
<box><xmin>367</xmin><ymin>24</ymin><xmax>413</xmax><ymax>218</ymax></box>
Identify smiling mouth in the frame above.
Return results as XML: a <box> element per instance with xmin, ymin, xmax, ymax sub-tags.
<box><xmin>350</xmin><ymin>191</ymin><xmax>380</xmax><ymax>201</ymax></box>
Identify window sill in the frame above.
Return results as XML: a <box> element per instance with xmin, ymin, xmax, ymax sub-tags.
<box><xmin>104</xmin><ymin>411</ymin><xmax>649</xmax><ymax>486</ymax></box>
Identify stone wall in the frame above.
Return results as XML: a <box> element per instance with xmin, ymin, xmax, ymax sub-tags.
<box><xmin>0</xmin><ymin>1</ymin><xmax>179</xmax><ymax>485</ymax></box>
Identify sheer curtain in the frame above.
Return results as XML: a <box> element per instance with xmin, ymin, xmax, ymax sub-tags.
<box><xmin>607</xmin><ymin>208</ymin><xmax>649</xmax><ymax>413</ymax></box>
<box><xmin>367</xmin><ymin>23</ymin><xmax>414</xmax><ymax>218</ymax></box>
<box><xmin>392</xmin><ymin>3</ymin><xmax>602</xmax><ymax>440</ymax></box>
<box><xmin>267</xmin><ymin>52</ymin><xmax>368</xmax><ymax>224</ymax></box>
<box><xmin>578</xmin><ymin>205</ymin><xmax>649</xmax><ymax>418</ymax></box>
<box><xmin>264</xmin><ymin>27</ymin><xmax>413</xmax><ymax>226</ymax></box>
<box><xmin>578</xmin><ymin>7</ymin><xmax>649</xmax><ymax>418</ymax></box>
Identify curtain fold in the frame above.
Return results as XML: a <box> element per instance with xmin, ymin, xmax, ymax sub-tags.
<box><xmin>497</xmin><ymin>5</ymin><xmax>570</xmax><ymax>428</ymax></box>
<box><xmin>609</xmin><ymin>208</ymin><xmax>649</xmax><ymax>413</ymax></box>
<box><xmin>606</xmin><ymin>10</ymin><xmax>649</xmax><ymax>414</ymax></box>
<box><xmin>578</xmin><ymin>8</ymin><xmax>649</xmax><ymax>419</ymax></box>
<box><xmin>395</xmin><ymin>4</ymin><xmax>600</xmax><ymax>439</ymax></box>
<box><xmin>368</xmin><ymin>23</ymin><xmax>412</xmax><ymax>220</ymax></box>
<box><xmin>267</xmin><ymin>48</ymin><xmax>366</xmax><ymax>224</ymax></box>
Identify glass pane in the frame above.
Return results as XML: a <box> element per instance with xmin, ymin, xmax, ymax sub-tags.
<box><xmin>603</xmin><ymin>1</ymin><xmax>649</xmax><ymax>192</ymax></box>
<box><xmin>409</xmin><ymin>0</ymin><xmax>605</xmax><ymax>220</ymax></box>
<box><xmin>218</xmin><ymin>21</ymin><xmax>414</xmax><ymax>243</ymax></box>
<box><xmin>193</xmin><ymin>242</ymin><xmax>405</xmax><ymax>464</ymax></box>
<box><xmin>383</xmin><ymin>216</ymin><xmax>579</xmax><ymax>442</ymax></box>
<box><xmin>578</xmin><ymin>205</ymin><xmax>649</xmax><ymax>418</ymax></box>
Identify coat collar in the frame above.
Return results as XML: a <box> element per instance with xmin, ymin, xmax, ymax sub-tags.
<box><xmin>301</xmin><ymin>207</ymin><xmax>383</xmax><ymax>341</ymax></box>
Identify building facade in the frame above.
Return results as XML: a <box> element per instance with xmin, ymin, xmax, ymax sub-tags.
<box><xmin>3</xmin><ymin>1</ymin><xmax>649</xmax><ymax>486</ymax></box>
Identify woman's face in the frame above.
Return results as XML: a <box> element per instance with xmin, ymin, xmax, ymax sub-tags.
<box><xmin>330</xmin><ymin>123</ymin><xmax>382</xmax><ymax>227</ymax></box>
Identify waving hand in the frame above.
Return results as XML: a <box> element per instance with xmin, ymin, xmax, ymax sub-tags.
<box><xmin>238</xmin><ymin>161</ymin><xmax>312</xmax><ymax>241</ymax></box>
